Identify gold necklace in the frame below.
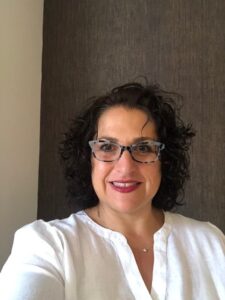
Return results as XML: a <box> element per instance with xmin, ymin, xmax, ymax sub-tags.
<box><xmin>132</xmin><ymin>244</ymin><xmax>151</xmax><ymax>253</ymax></box>
<box><xmin>96</xmin><ymin>207</ymin><xmax>152</xmax><ymax>253</ymax></box>
<box><xmin>142</xmin><ymin>247</ymin><xmax>150</xmax><ymax>253</ymax></box>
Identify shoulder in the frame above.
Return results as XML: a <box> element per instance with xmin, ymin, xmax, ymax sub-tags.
<box><xmin>166</xmin><ymin>212</ymin><xmax>225</xmax><ymax>251</ymax></box>
<box><xmin>13</xmin><ymin>211</ymin><xmax>87</xmax><ymax>249</ymax></box>
<box><xmin>3</xmin><ymin>211</ymin><xmax>89</xmax><ymax>267</ymax></box>
<box><xmin>0</xmin><ymin>215</ymin><xmax>87</xmax><ymax>299</ymax></box>
<box><xmin>1</xmin><ymin>212</ymin><xmax>87</xmax><ymax>274</ymax></box>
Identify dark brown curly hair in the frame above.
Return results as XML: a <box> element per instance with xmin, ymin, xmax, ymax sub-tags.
<box><xmin>59</xmin><ymin>82</ymin><xmax>195</xmax><ymax>211</ymax></box>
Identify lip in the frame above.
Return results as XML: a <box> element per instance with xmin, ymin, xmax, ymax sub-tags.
<box><xmin>109</xmin><ymin>180</ymin><xmax>141</xmax><ymax>193</ymax></box>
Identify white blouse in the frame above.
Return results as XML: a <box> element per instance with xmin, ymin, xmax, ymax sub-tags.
<box><xmin>0</xmin><ymin>211</ymin><xmax>224</xmax><ymax>300</ymax></box>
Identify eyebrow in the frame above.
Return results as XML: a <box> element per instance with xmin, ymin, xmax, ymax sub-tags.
<box><xmin>98</xmin><ymin>136</ymin><xmax>158</xmax><ymax>143</ymax></box>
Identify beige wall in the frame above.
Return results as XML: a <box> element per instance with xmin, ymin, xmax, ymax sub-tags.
<box><xmin>0</xmin><ymin>1</ymin><xmax>43</xmax><ymax>268</ymax></box>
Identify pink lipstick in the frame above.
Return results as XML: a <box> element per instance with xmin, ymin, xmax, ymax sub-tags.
<box><xmin>110</xmin><ymin>181</ymin><xmax>140</xmax><ymax>193</ymax></box>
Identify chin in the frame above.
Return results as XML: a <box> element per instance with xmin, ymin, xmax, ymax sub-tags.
<box><xmin>107</xmin><ymin>198</ymin><xmax>152</xmax><ymax>215</ymax></box>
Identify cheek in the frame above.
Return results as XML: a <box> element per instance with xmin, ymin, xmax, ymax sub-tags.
<box><xmin>154</xmin><ymin>166</ymin><xmax>162</xmax><ymax>189</ymax></box>
<box><xmin>145</xmin><ymin>163</ymin><xmax>162</xmax><ymax>185</ymax></box>
<box><xmin>91</xmin><ymin>160</ymin><xmax>113</xmax><ymax>200</ymax></box>
<box><xmin>91</xmin><ymin>159</ymin><xmax>111</xmax><ymax>184</ymax></box>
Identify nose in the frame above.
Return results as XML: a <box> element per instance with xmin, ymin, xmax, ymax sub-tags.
<box><xmin>115</xmin><ymin>147</ymin><xmax>137</xmax><ymax>170</ymax></box>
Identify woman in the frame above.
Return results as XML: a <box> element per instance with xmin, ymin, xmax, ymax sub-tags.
<box><xmin>0</xmin><ymin>82</ymin><xmax>224</xmax><ymax>299</ymax></box>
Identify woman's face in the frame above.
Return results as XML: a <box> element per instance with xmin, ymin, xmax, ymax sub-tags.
<box><xmin>91</xmin><ymin>106</ymin><xmax>162</xmax><ymax>215</ymax></box>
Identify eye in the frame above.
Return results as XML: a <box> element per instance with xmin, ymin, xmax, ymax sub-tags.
<box><xmin>133</xmin><ymin>143</ymin><xmax>154</xmax><ymax>154</ymax></box>
<box><xmin>99</xmin><ymin>142</ymin><xmax>117</xmax><ymax>152</ymax></box>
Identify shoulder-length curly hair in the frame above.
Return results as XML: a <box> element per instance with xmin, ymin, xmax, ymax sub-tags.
<box><xmin>59</xmin><ymin>82</ymin><xmax>195</xmax><ymax>212</ymax></box>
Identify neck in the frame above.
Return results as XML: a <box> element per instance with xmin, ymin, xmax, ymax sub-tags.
<box><xmin>86</xmin><ymin>205</ymin><xmax>164</xmax><ymax>239</ymax></box>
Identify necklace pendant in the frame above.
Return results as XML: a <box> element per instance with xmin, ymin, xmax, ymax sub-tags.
<box><xmin>142</xmin><ymin>248</ymin><xmax>150</xmax><ymax>253</ymax></box>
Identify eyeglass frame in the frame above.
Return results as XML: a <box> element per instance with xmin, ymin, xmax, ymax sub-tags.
<box><xmin>88</xmin><ymin>139</ymin><xmax>165</xmax><ymax>163</ymax></box>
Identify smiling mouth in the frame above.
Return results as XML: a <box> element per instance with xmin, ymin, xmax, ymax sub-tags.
<box><xmin>111</xmin><ymin>182</ymin><xmax>139</xmax><ymax>187</ymax></box>
<box><xmin>110</xmin><ymin>181</ymin><xmax>141</xmax><ymax>193</ymax></box>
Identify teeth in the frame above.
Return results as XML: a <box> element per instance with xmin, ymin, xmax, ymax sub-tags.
<box><xmin>112</xmin><ymin>182</ymin><xmax>138</xmax><ymax>187</ymax></box>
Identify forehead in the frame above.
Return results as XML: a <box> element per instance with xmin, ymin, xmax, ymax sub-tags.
<box><xmin>97</xmin><ymin>106</ymin><xmax>158</xmax><ymax>141</ymax></box>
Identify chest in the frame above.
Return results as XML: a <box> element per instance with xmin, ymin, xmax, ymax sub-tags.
<box><xmin>131</xmin><ymin>246</ymin><xmax>154</xmax><ymax>292</ymax></box>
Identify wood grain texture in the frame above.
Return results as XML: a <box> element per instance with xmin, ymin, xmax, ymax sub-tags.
<box><xmin>38</xmin><ymin>0</ymin><xmax>225</xmax><ymax>231</ymax></box>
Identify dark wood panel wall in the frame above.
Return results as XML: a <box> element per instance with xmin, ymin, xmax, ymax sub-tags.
<box><xmin>38</xmin><ymin>0</ymin><xmax>225</xmax><ymax>232</ymax></box>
